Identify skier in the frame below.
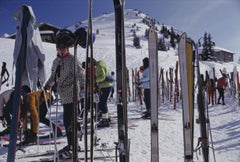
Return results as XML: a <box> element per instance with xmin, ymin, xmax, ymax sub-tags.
<box><xmin>0</xmin><ymin>86</ymin><xmax>31</xmax><ymax>136</ymax></box>
<box><xmin>137</xmin><ymin>57</ymin><xmax>150</xmax><ymax>119</ymax></box>
<box><xmin>44</xmin><ymin>30</ymin><xmax>85</xmax><ymax>157</ymax></box>
<box><xmin>87</xmin><ymin>58</ymin><xmax>113</xmax><ymax>127</ymax></box>
<box><xmin>217</xmin><ymin>73</ymin><xmax>228</xmax><ymax>105</ymax></box>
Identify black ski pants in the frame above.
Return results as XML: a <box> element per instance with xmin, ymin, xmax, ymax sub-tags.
<box><xmin>143</xmin><ymin>88</ymin><xmax>150</xmax><ymax>112</ymax></box>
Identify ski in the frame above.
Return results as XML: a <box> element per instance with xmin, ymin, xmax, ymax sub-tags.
<box><xmin>148</xmin><ymin>26</ymin><xmax>159</xmax><ymax>162</ymax></box>
<box><xmin>212</xmin><ymin>67</ymin><xmax>216</xmax><ymax>104</ymax></box>
<box><xmin>16</xmin><ymin>146</ymin><xmax>116</xmax><ymax>159</ymax></box>
<box><xmin>38</xmin><ymin>155</ymin><xmax>117</xmax><ymax>162</ymax></box>
<box><xmin>196</xmin><ymin>70</ymin><xmax>209</xmax><ymax>162</ymax></box>
<box><xmin>82</xmin><ymin>0</ymin><xmax>95</xmax><ymax>161</ymax></box>
<box><xmin>16</xmin><ymin>150</ymin><xmax>56</xmax><ymax>159</ymax></box>
<box><xmin>233</xmin><ymin>66</ymin><xmax>238</xmax><ymax>99</ymax></box>
<box><xmin>173</xmin><ymin>60</ymin><xmax>179</xmax><ymax>109</ymax></box>
<box><xmin>169</xmin><ymin>67</ymin><xmax>174</xmax><ymax>103</ymax></box>
<box><xmin>113</xmin><ymin>0</ymin><xmax>129</xmax><ymax>162</ymax></box>
<box><xmin>178</xmin><ymin>33</ymin><xmax>195</xmax><ymax>162</ymax></box>
<box><xmin>195</xmin><ymin>38</ymin><xmax>209</xmax><ymax>162</ymax></box>
<box><xmin>7</xmin><ymin>5</ymin><xmax>31</xmax><ymax>162</ymax></box>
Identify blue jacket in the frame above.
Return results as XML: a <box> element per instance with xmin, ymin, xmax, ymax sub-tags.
<box><xmin>140</xmin><ymin>67</ymin><xmax>150</xmax><ymax>89</ymax></box>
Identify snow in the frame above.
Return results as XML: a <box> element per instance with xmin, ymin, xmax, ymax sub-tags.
<box><xmin>0</xmin><ymin>9</ymin><xmax>240</xmax><ymax>162</ymax></box>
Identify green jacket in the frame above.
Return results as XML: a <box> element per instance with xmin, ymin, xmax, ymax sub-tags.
<box><xmin>95</xmin><ymin>60</ymin><xmax>113</xmax><ymax>88</ymax></box>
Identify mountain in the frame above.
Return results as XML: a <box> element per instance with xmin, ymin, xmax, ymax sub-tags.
<box><xmin>0</xmin><ymin>9</ymin><xmax>240</xmax><ymax>162</ymax></box>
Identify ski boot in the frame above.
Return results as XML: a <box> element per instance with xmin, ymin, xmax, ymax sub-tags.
<box><xmin>141</xmin><ymin>111</ymin><xmax>151</xmax><ymax>119</ymax></box>
<box><xmin>97</xmin><ymin>118</ymin><xmax>110</xmax><ymax>128</ymax></box>
<box><xmin>22</xmin><ymin>130</ymin><xmax>37</xmax><ymax>145</ymax></box>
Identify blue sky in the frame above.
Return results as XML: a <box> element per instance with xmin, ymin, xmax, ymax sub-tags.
<box><xmin>0</xmin><ymin>0</ymin><xmax>240</xmax><ymax>55</ymax></box>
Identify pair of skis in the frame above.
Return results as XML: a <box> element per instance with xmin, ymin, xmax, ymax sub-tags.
<box><xmin>83</xmin><ymin>0</ymin><xmax>95</xmax><ymax>162</ymax></box>
<box><xmin>178</xmin><ymin>33</ymin><xmax>195</xmax><ymax>162</ymax></box>
<box><xmin>113</xmin><ymin>3</ymin><xmax>159</xmax><ymax>162</ymax></box>
<box><xmin>179</xmin><ymin>33</ymin><xmax>215</xmax><ymax>162</ymax></box>
<box><xmin>113</xmin><ymin>0</ymin><xmax>130</xmax><ymax>161</ymax></box>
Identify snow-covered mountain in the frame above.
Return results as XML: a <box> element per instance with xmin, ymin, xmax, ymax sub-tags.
<box><xmin>0</xmin><ymin>9</ymin><xmax>240</xmax><ymax>162</ymax></box>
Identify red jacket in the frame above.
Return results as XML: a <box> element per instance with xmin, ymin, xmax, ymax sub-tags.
<box><xmin>217</xmin><ymin>76</ymin><xmax>227</xmax><ymax>89</ymax></box>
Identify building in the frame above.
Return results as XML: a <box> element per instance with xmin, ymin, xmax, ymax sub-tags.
<box><xmin>199</xmin><ymin>46</ymin><xmax>235</xmax><ymax>62</ymax></box>
<box><xmin>213</xmin><ymin>46</ymin><xmax>234</xmax><ymax>62</ymax></box>
<box><xmin>6</xmin><ymin>23</ymin><xmax>60</xmax><ymax>44</ymax></box>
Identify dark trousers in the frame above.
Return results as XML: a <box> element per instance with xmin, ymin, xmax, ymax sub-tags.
<box><xmin>217</xmin><ymin>88</ymin><xmax>225</xmax><ymax>104</ymax></box>
<box><xmin>63</xmin><ymin>103</ymin><xmax>74</xmax><ymax>146</ymax></box>
<box><xmin>143</xmin><ymin>89</ymin><xmax>150</xmax><ymax>112</ymax></box>
<box><xmin>99</xmin><ymin>87</ymin><xmax>112</xmax><ymax>114</ymax></box>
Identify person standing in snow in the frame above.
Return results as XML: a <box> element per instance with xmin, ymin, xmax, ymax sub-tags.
<box><xmin>88</xmin><ymin>58</ymin><xmax>113</xmax><ymax>127</ymax></box>
<box><xmin>217</xmin><ymin>73</ymin><xmax>228</xmax><ymax>105</ymax></box>
<box><xmin>137</xmin><ymin>57</ymin><xmax>150</xmax><ymax>119</ymax></box>
<box><xmin>44</xmin><ymin>30</ymin><xmax>85</xmax><ymax>156</ymax></box>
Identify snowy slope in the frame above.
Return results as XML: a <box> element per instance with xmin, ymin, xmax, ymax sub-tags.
<box><xmin>0</xmin><ymin>9</ymin><xmax>240</xmax><ymax>162</ymax></box>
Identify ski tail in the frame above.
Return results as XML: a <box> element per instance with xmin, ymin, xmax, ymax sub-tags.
<box><xmin>178</xmin><ymin>33</ymin><xmax>195</xmax><ymax>161</ymax></box>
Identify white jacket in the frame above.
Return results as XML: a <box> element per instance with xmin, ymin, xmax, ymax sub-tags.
<box><xmin>13</xmin><ymin>5</ymin><xmax>46</xmax><ymax>91</ymax></box>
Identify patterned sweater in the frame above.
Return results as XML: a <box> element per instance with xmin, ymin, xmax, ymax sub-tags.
<box><xmin>45</xmin><ymin>54</ymin><xmax>84</xmax><ymax>104</ymax></box>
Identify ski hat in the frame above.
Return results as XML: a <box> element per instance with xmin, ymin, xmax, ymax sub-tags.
<box><xmin>56</xmin><ymin>29</ymin><xmax>75</xmax><ymax>48</ymax></box>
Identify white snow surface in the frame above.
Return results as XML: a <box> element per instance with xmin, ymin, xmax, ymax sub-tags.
<box><xmin>0</xmin><ymin>9</ymin><xmax>240</xmax><ymax>162</ymax></box>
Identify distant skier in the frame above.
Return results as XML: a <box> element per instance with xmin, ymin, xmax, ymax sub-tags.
<box><xmin>109</xmin><ymin>71</ymin><xmax>116</xmax><ymax>100</ymax></box>
<box><xmin>137</xmin><ymin>57</ymin><xmax>150</xmax><ymax>119</ymax></box>
<box><xmin>217</xmin><ymin>74</ymin><xmax>228</xmax><ymax>105</ymax></box>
